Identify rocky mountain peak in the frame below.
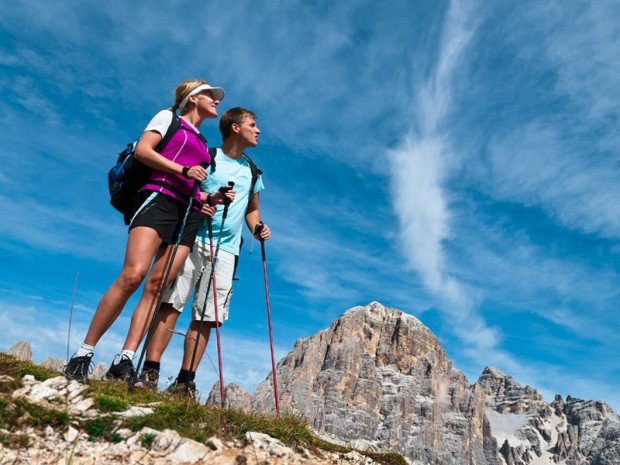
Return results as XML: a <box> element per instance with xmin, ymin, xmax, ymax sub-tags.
<box><xmin>8</xmin><ymin>341</ymin><xmax>32</xmax><ymax>362</ymax></box>
<box><xmin>252</xmin><ymin>301</ymin><xmax>493</xmax><ymax>465</ymax></box>
<box><xmin>252</xmin><ymin>302</ymin><xmax>619</xmax><ymax>465</ymax></box>
<box><xmin>478</xmin><ymin>366</ymin><xmax>543</xmax><ymax>414</ymax></box>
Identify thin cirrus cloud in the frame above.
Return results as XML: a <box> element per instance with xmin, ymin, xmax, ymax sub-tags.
<box><xmin>0</xmin><ymin>0</ymin><xmax>618</xmax><ymax>413</ymax></box>
<box><xmin>388</xmin><ymin>0</ymin><xmax>619</xmax><ymax>410</ymax></box>
<box><xmin>388</xmin><ymin>0</ymin><xmax>490</xmax><ymax>336</ymax></box>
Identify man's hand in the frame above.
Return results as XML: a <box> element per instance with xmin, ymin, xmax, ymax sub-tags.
<box><xmin>211</xmin><ymin>184</ymin><xmax>236</xmax><ymax>205</ymax></box>
<box><xmin>253</xmin><ymin>222</ymin><xmax>271</xmax><ymax>241</ymax></box>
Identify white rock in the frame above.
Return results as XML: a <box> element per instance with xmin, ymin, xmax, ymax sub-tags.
<box><xmin>245</xmin><ymin>431</ymin><xmax>294</xmax><ymax>459</ymax></box>
<box><xmin>168</xmin><ymin>437</ymin><xmax>211</xmax><ymax>463</ymax></box>
<box><xmin>64</xmin><ymin>426</ymin><xmax>79</xmax><ymax>442</ymax></box>
<box><xmin>115</xmin><ymin>428</ymin><xmax>134</xmax><ymax>439</ymax></box>
<box><xmin>117</xmin><ymin>406</ymin><xmax>154</xmax><ymax>418</ymax></box>
<box><xmin>42</xmin><ymin>376</ymin><xmax>69</xmax><ymax>391</ymax></box>
<box><xmin>206</xmin><ymin>436</ymin><xmax>223</xmax><ymax>451</ymax></box>
<box><xmin>0</xmin><ymin>375</ymin><xmax>15</xmax><ymax>382</ymax></box>
<box><xmin>13</xmin><ymin>383</ymin><xmax>57</xmax><ymax>402</ymax></box>
<box><xmin>68</xmin><ymin>397</ymin><xmax>94</xmax><ymax>414</ymax></box>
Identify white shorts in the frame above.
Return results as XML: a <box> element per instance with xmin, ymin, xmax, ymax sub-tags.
<box><xmin>162</xmin><ymin>240</ymin><xmax>235</xmax><ymax>323</ymax></box>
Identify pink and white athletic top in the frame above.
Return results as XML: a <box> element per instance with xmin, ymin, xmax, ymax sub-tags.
<box><xmin>139</xmin><ymin>110</ymin><xmax>210</xmax><ymax>206</ymax></box>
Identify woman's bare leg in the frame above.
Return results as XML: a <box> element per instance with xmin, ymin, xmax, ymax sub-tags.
<box><xmin>83</xmin><ymin>227</ymin><xmax>162</xmax><ymax>346</ymax></box>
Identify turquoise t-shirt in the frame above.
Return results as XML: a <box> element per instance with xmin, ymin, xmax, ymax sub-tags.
<box><xmin>196</xmin><ymin>148</ymin><xmax>265</xmax><ymax>255</ymax></box>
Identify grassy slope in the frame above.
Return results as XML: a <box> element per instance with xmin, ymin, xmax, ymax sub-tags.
<box><xmin>0</xmin><ymin>353</ymin><xmax>406</xmax><ymax>465</ymax></box>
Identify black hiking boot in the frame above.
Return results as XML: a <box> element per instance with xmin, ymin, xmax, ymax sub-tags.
<box><xmin>104</xmin><ymin>355</ymin><xmax>137</xmax><ymax>382</ymax></box>
<box><xmin>166</xmin><ymin>378</ymin><xmax>198</xmax><ymax>400</ymax></box>
<box><xmin>138</xmin><ymin>368</ymin><xmax>160</xmax><ymax>390</ymax></box>
<box><xmin>63</xmin><ymin>353</ymin><xmax>94</xmax><ymax>384</ymax></box>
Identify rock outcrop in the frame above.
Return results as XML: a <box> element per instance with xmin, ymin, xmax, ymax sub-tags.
<box><xmin>8</xmin><ymin>341</ymin><xmax>32</xmax><ymax>362</ymax></box>
<box><xmin>206</xmin><ymin>382</ymin><xmax>252</xmax><ymax>411</ymax></box>
<box><xmin>1</xmin><ymin>373</ymin><xmax>382</xmax><ymax>465</ymax></box>
<box><xmin>251</xmin><ymin>302</ymin><xmax>619</xmax><ymax>465</ymax></box>
<box><xmin>252</xmin><ymin>302</ymin><xmax>495</xmax><ymax>464</ymax></box>
<box><xmin>92</xmin><ymin>362</ymin><xmax>108</xmax><ymax>381</ymax></box>
<box><xmin>478</xmin><ymin>366</ymin><xmax>620</xmax><ymax>465</ymax></box>
<box><xmin>40</xmin><ymin>356</ymin><xmax>65</xmax><ymax>372</ymax></box>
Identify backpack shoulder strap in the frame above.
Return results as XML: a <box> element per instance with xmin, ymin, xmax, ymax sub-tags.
<box><xmin>154</xmin><ymin>111</ymin><xmax>182</xmax><ymax>153</ymax></box>
<box><xmin>208</xmin><ymin>147</ymin><xmax>217</xmax><ymax>174</ymax></box>
<box><xmin>241</xmin><ymin>153</ymin><xmax>263</xmax><ymax>199</ymax></box>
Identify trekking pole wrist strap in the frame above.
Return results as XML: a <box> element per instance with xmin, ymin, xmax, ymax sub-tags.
<box><xmin>182</xmin><ymin>166</ymin><xmax>191</xmax><ymax>178</ymax></box>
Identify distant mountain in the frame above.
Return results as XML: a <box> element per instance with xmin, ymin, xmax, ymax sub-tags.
<box><xmin>249</xmin><ymin>302</ymin><xmax>620</xmax><ymax>465</ymax></box>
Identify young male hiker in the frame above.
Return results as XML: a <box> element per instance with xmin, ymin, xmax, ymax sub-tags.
<box><xmin>138</xmin><ymin>107</ymin><xmax>271</xmax><ymax>395</ymax></box>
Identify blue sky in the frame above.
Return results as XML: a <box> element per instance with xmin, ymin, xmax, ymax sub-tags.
<box><xmin>1</xmin><ymin>1</ymin><xmax>618</xmax><ymax>411</ymax></box>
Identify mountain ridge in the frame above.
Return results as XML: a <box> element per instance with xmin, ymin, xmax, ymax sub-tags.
<box><xmin>247</xmin><ymin>301</ymin><xmax>619</xmax><ymax>465</ymax></box>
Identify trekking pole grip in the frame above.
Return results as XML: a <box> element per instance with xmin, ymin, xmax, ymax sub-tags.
<box><xmin>207</xmin><ymin>216</ymin><xmax>213</xmax><ymax>238</ymax></box>
<box><xmin>254</xmin><ymin>222</ymin><xmax>266</xmax><ymax>260</ymax></box>
<box><xmin>220</xmin><ymin>181</ymin><xmax>235</xmax><ymax>219</ymax></box>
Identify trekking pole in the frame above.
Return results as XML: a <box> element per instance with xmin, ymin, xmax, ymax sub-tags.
<box><xmin>66</xmin><ymin>272</ymin><xmax>79</xmax><ymax>362</ymax></box>
<box><xmin>188</xmin><ymin>181</ymin><xmax>234</xmax><ymax>406</ymax></box>
<box><xmin>131</xmin><ymin>177</ymin><xmax>203</xmax><ymax>390</ymax></box>
<box><xmin>255</xmin><ymin>222</ymin><xmax>280</xmax><ymax>415</ymax></box>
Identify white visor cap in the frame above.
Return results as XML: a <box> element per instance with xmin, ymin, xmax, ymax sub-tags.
<box><xmin>179</xmin><ymin>84</ymin><xmax>225</xmax><ymax>111</ymax></box>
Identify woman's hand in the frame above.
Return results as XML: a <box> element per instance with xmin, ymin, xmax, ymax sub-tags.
<box><xmin>200</xmin><ymin>203</ymin><xmax>216</xmax><ymax>216</ymax></box>
<box><xmin>184</xmin><ymin>165</ymin><xmax>208</xmax><ymax>183</ymax></box>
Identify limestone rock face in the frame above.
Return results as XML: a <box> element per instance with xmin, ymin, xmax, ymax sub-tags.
<box><xmin>477</xmin><ymin>366</ymin><xmax>620</xmax><ymax>465</ymax></box>
<box><xmin>40</xmin><ymin>356</ymin><xmax>65</xmax><ymax>372</ymax></box>
<box><xmin>92</xmin><ymin>362</ymin><xmax>108</xmax><ymax>380</ymax></box>
<box><xmin>252</xmin><ymin>302</ymin><xmax>494</xmax><ymax>465</ymax></box>
<box><xmin>7</xmin><ymin>341</ymin><xmax>32</xmax><ymax>362</ymax></box>
<box><xmin>206</xmin><ymin>382</ymin><xmax>252</xmax><ymax>411</ymax></box>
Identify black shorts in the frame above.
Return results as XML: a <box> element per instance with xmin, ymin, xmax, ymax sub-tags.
<box><xmin>129</xmin><ymin>191</ymin><xmax>200</xmax><ymax>248</ymax></box>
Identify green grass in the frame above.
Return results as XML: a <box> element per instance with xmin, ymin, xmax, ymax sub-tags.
<box><xmin>0</xmin><ymin>352</ymin><xmax>59</xmax><ymax>381</ymax></box>
<box><xmin>0</xmin><ymin>353</ymin><xmax>408</xmax><ymax>464</ymax></box>
<box><xmin>93</xmin><ymin>393</ymin><xmax>129</xmax><ymax>412</ymax></box>
<box><xmin>0</xmin><ymin>431</ymin><xmax>30</xmax><ymax>448</ymax></box>
<box><xmin>140</xmin><ymin>432</ymin><xmax>156</xmax><ymax>448</ymax></box>
<box><xmin>88</xmin><ymin>378</ymin><xmax>165</xmax><ymax>405</ymax></box>
<box><xmin>84</xmin><ymin>416</ymin><xmax>117</xmax><ymax>441</ymax></box>
<box><xmin>0</xmin><ymin>396</ymin><xmax>69</xmax><ymax>432</ymax></box>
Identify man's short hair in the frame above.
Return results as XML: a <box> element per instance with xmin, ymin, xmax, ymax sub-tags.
<box><xmin>219</xmin><ymin>107</ymin><xmax>257</xmax><ymax>140</ymax></box>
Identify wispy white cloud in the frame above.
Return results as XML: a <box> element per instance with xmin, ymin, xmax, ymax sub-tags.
<box><xmin>468</xmin><ymin>1</ymin><xmax>620</xmax><ymax>239</ymax></box>
<box><xmin>485</xmin><ymin>122</ymin><xmax>620</xmax><ymax>239</ymax></box>
<box><xmin>388</xmin><ymin>0</ymin><xmax>501</xmax><ymax>353</ymax></box>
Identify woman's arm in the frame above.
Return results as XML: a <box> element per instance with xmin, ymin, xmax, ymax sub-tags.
<box><xmin>135</xmin><ymin>131</ymin><xmax>207</xmax><ymax>182</ymax></box>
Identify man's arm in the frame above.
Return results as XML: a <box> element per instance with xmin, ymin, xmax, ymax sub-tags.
<box><xmin>246</xmin><ymin>192</ymin><xmax>271</xmax><ymax>240</ymax></box>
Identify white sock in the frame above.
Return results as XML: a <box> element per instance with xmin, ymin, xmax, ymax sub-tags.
<box><xmin>74</xmin><ymin>343</ymin><xmax>95</xmax><ymax>358</ymax></box>
<box><xmin>114</xmin><ymin>349</ymin><xmax>135</xmax><ymax>364</ymax></box>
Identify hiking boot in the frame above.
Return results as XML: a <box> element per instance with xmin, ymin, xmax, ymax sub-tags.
<box><xmin>104</xmin><ymin>355</ymin><xmax>137</xmax><ymax>382</ymax></box>
<box><xmin>63</xmin><ymin>353</ymin><xmax>94</xmax><ymax>384</ymax></box>
<box><xmin>166</xmin><ymin>378</ymin><xmax>198</xmax><ymax>400</ymax></box>
<box><xmin>138</xmin><ymin>368</ymin><xmax>160</xmax><ymax>390</ymax></box>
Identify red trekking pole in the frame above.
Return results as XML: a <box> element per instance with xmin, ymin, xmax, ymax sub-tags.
<box><xmin>189</xmin><ymin>182</ymin><xmax>234</xmax><ymax>406</ymax></box>
<box><xmin>255</xmin><ymin>222</ymin><xmax>280</xmax><ymax>415</ymax></box>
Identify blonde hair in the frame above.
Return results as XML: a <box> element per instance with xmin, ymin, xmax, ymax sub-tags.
<box><xmin>170</xmin><ymin>79</ymin><xmax>210</xmax><ymax>113</ymax></box>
